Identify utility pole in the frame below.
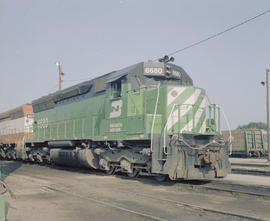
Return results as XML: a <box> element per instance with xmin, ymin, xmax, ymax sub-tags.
<box><xmin>56</xmin><ymin>62</ymin><xmax>64</xmax><ymax>90</ymax></box>
<box><xmin>267</xmin><ymin>69</ymin><xmax>270</xmax><ymax>162</ymax></box>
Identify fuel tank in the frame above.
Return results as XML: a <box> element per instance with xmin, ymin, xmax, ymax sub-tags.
<box><xmin>50</xmin><ymin>148</ymin><xmax>99</xmax><ymax>169</ymax></box>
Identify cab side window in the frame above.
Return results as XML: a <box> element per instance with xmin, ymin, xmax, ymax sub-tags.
<box><xmin>111</xmin><ymin>80</ymin><xmax>122</xmax><ymax>98</ymax></box>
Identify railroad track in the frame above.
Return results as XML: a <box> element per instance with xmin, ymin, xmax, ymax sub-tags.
<box><xmin>46</xmin><ymin>184</ymin><xmax>266</xmax><ymax>221</ymax></box>
<box><xmin>230</xmin><ymin>161</ymin><xmax>270</xmax><ymax>176</ymax></box>
<box><xmin>30</xmin><ymin>162</ymin><xmax>270</xmax><ymax>201</ymax></box>
<box><xmin>48</xmin><ymin>163</ymin><xmax>270</xmax><ymax>200</ymax></box>
<box><xmin>121</xmin><ymin>190</ymin><xmax>267</xmax><ymax>221</ymax></box>
<box><xmin>41</xmin><ymin>164</ymin><xmax>270</xmax><ymax>220</ymax></box>
<box><xmin>232</xmin><ymin>168</ymin><xmax>270</xmax><ymax>176</ymax></box>
<box><xmin>3</xmin><ymin>161</ymin><xmax>270</xmax><ymax>221</ymax></box>
<box><xmin>46</xmin><ymin>185</ymin><xmax>167</xmax><ymax>221</ymax></box>
<box><xmin>4</xmin><ymin>160</ymin><xmax>270</xmax><ymax>201</ymax></box>
<box><xmin>171</xmin><ymin>182</ymin><xmax>270</xmax><ymax>201</ymax></box>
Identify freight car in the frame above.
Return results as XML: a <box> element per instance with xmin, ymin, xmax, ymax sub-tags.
<box><xmin>222</xmin><ymin>129</ymin><xmax>265</xmax><ymax>157</ymax></box>
<box><xmin>0</xmin><ymin>59</ymin><xmax>231</xmax><ymax>180</ymax></box>
<box><xmin>0</xmin><ymin>105</ymin><xmax>34</xmax><ymax>160</ymax></box>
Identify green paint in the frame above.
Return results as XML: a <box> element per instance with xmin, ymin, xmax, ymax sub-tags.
<box><xmin>0</xmin><ymin>195</ymin><xmax>4</xmax><ymax>221</ymax></box>
<box><xmin>27</xmin><ymin>80</ymin><xmax>219</xmax><ymax>144</ymax></box>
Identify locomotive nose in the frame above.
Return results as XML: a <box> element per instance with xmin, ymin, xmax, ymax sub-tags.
<box><xmin>166</xmin><ymin>86</ymin><xmax>207</xmax><ymax>135</ymax></box>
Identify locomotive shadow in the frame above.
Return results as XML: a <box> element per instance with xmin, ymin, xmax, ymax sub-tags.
<box><xmin>0</xmin><ymin>160</ymin><xmax>23</xmax><ymax>220</ymax></box>
<box><xmin>0</xmin><ymin>160</ymin><xmax>23</xmax><ymax>181</ymax></box>
<box><xmin>45</xmin><ymin>163</ymin><xmax>107</xmax><ymax>176</ymax></box>
<box><xmin>44</xmin><ymin>163</ymin><xmax>211</xmax><ymax>187</ymax></box>
<box><xmin>116</xmin><ymin>174</ymin><xmax>211</xmax><ymax>187</ymax></box>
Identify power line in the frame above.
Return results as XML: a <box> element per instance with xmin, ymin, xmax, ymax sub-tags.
<box><xmin>50</xmin><ymin>9</ymin><xmax>270</xmax><ymax>83</ymax></box>
<box><xmin>159</xmin><ymin>9</ymin><xmax>270</xmax><ymax>58</ymax></box>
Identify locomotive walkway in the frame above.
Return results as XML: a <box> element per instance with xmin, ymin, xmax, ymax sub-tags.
<box><xmin>1</xmin><ymin>160</ymin><xmax>270</xmax><ymax>221</ymax></box>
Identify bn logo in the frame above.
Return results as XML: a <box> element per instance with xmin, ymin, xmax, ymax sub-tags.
<box><xmin>109</xmin><ymin>100</ymin><xmax>122</xmax><ymax>118</ymax></box>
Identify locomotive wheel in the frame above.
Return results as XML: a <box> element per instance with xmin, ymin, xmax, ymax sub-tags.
<box><xmin>11</xmin><ymin>153</ymin><xmax>16</xmax><ymax>160</ymax></box>
<box><xmin>0</xmin><ymin>149</ymin><xmax>6</xmax><ymax>159</ymax></box>
<box><xmin>45</xmin><ymin>155</ymin><xmax>51</xmax><ymax>163</ymax></box>
<box><xmin>127</xmin><ymin>169</ymin><xmax>139</xmax><ymax>178</ymax></box>
<box><xmin>36</xmin><ymin>154</ymin><xmax>43</xmax><ymax>163</ymax></box>
<box><xmin>154</xmin><ymin>175</ymin><xmax>167</xmax><ymax>182</ymax></box>
<box><xmin>106</xmin><ymin>166</ymin><xmax>115</xmax><ymax>175</ymax></box>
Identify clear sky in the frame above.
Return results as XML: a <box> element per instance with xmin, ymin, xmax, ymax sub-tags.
<box><xmin>0</xmin><ymin>0</ymin><xmax>270</xmax><ymax>129</ymax></box>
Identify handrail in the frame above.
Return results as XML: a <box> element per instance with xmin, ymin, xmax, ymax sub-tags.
<box><xmin>162</xmin><ymin>103</ymin><xmax>224</xmax><ymax>155</ymax></box>
<box><xmin>163</xmin><ymin>104</ymin><xmax>176</xmax><ymax>155</ymax></box>
<box><xmin>150</xmin><ymin>82</ymin><xmax>160</xmax><ymax>152</ymax></box>
<box><xmin>216</xmin><ymin>105</ymin><xmax>232</xmax><ymax>155</ymax></box>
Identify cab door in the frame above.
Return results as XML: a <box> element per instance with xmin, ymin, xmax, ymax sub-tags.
<box><xmin>104</xmin><ymin>77</ymin><xmax>127</xmax><ymax>140</ymax></box>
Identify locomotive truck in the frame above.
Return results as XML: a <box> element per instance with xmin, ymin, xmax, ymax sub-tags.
<box><xmin>0</xmin><ymin>59</ymin><xmax>231</xmax><ymax>180</ymax></box>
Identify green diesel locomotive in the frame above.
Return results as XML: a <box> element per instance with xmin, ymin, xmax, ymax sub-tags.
<box><xmin>23</xmin><ymin>59</ymin><xmax>231</xmax><ymax>180</ymax></box>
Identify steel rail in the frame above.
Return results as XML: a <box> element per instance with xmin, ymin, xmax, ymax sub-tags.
<box><xmin>45</xmin><ymin>184</ymin><xmax>266</xmax><ymax>221</ymax></box>
<box><xmin>121</xmin><ymin>190</ymin><xmax>266</xmax><ymax>221</ymax></box>
<box><xmin>232</xmin><ymin>168</ymin><xmax>270</xmax><ymax>177</ymax></box>
<box><xmin>37</xmin><ymin>162</ymin><xmax>270</xmax><ymax>200</ymax></box>
<box><xmin>46</xmin><ymin>186</ymin><xmax>168</xmax><ymax>221</ymax></box>
<box><xmin>3</xmin><ymin>161</ymin><xmax>270</xmax><ymax>202</ymax></box>
<box><xmin>2</xmin><ymin>161</ymin><xmax>269</xmax><ymax>220</ymax></box>
<box><xmin>172</xmin><ymin>182</ymin><xmax>270</xmax><ymax>200</ymax></box>
<box><xmin>231</xmin><ymin>163</ymin><xmax>270</xmax><ymax>168</ymax></box>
